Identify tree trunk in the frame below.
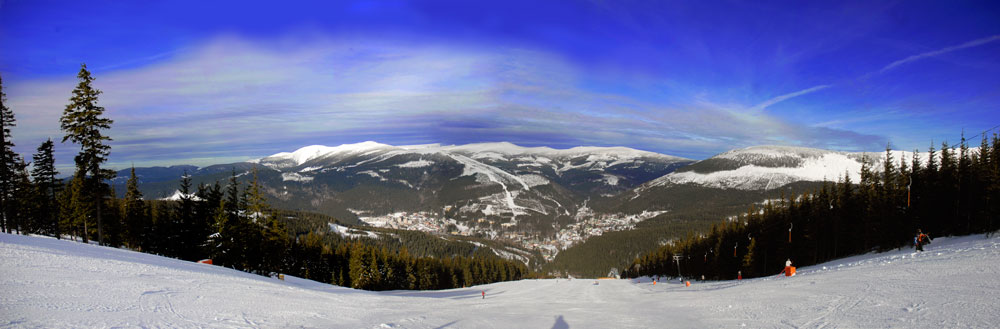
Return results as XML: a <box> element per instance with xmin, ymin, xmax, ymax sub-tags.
<box><xmin>82</xmin><ymin>217</ymin><xmax>88</xmax><ymax>243</ymax></box>
<box><xmin>97</xmin><ymin>197</ymin><xmax>103</xmax><ymax>246</ymax></box>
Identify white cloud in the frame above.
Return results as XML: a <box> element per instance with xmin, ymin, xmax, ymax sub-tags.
<box><xmin>6</xmin><ymin>35</ymin><xmax>883</xmax><ymax>168</ymax></box>
<box><xmin>750</xmin><ymin>84</ymin><xmax>831</xmax><ymax>111</ymax></box>
<box><xmin>879</xmin><ymin>35</ymin><xmax>1000</xmax><ymax>74</ymax></box>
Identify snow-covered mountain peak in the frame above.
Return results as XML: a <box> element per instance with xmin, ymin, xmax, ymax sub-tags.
<box><xmin>262</xmin><ymin>141</ymin><xmax>688</xmax><ymax>165</ymax></box>
<box><xmin>716</xmin><ymin>145</ymin><xmax>837</xmax><ymax>161</ymax></box>
<box><xmin>442</xmin><ymin>142</ymin><xmax>558</xmax><ymax>156</ymax></box>
<box><xmin>563</xmin><ymin>146</ymin><xmax>686</xmax><ymax>161</ymax></box>
<box><xmin>262</xmin><ymin>141</ymin><xmax>393</xmax><ymax>166</ymax></box>
<box><xmin>642</xmin><ymin>146</ymin><xmax>923</xmax><ymax>191</ymax></box>
<box><xmin>437</xmin><ymin>142</ymin><xmax>687</xmax><ymax>162</ymax></box>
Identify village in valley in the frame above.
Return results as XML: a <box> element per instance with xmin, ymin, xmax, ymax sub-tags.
<box><xmin>356</xmin><ymin>210</ymin><xmax>667</xmax><ymax>261</ymax></box>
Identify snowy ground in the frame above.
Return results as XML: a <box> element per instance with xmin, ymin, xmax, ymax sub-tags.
<box><xmin>2</xmin><ymin>233</ymin><xmax>999</xmax><ymax>328</ymax></box>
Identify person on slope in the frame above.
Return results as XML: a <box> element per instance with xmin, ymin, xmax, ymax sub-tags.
<box><xmin>915</xmin><ymin>229</ymin><xmax>932</xmax><ymax>252</ymax></box>
<box><xmin>781</xmin><ymin>259</ymin><xmax>796</xmax><ymax>276</ymax></box>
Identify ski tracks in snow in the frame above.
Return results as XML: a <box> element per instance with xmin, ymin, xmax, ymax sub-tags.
<box><xmin>4</xmin><ymin>233</ymin><xmax>1000</xmax><ymax>328</ymax></box>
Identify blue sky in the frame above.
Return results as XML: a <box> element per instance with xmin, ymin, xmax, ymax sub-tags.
<box><xmin>2</xmin><ymin>0</ymin><xmax>999</xmax><ymax>172</ymax></box>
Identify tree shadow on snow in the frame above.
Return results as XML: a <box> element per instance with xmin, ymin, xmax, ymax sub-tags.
<box><xmin>382</xmin><ymin>289</ymin><xmax>506</xmax><ymax>300</ymax></box>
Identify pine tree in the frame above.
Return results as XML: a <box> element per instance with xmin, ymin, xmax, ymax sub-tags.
<box><xmin>245</xmin><ymin>166</ymin><xmax>268</xmax><ymax>224</ymax></box>
<box><xmin>102</xmin><ymin>186</ymin><xmax>123</xmax><ymax>247</ymax></box>
<box><xmin>242</xmin><ymin>166</ymin><xmax>271</xmax><ymax>274</ymax></box>
<box><xmin>11</xmin><ymin>158</ymin><xmax>34</xmax><ymax>234</ymax></box>
<box><xmin>213</xmin><ymin>169</ymin><xmax>248</xmax><ymax>271</ymax></box>
<box><xmin>958</xmin><ymin>134</ymin><xmax>973</xmax><ymax>233</ymax></box>
<box><xmin>31</xmin><ymin>139</ymin><xmax>61</xmax><ymax>238</ymax></box>
<box><xmin>175</xmin><ymin>171</ymin><xmax>198</xmax><ymax>260</ymax></box>
<box><xmin>0</xmin><ymin>73</ymin><xmax>17</xmax><ymax>234</ymax></box>
<box><xmin>121</xmin><ymin>166</ymin><xmax>147</xmax><ymax>250</ymax></box>
<box><xmin>60</xmin><ymin>64</ymin><xmax>115</xmax><ymax>245</ymax></box>
<box><xmin>192</xmin><ymin>182</ymin><xmax>221</xmax><ymax>261</ymax></box>
<box><xmin>349</xmin><ymin>242</ymin><xmax>370</xmax><ymax>289</ymax></box>
<box><xmin>63</xmin><ymin>174</ymin><xmax>91</xmax><ymax>241</ymax></box>
<box><xmin>978</xmin><ymin>135</ymin><xmax>994</xmax><ymax>232</ymax></box>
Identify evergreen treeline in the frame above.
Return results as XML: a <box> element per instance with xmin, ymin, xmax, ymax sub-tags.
<box><xmin>547</xmin><ymin>181</ymin><xmax>825</xmax><ymax>277</ymax></box>
<box><xmin>624</xmin><ymin>136</ymin><xmax>1000</xmax><ymax>280</ymax></box>
<box><xmin>0</xmin><ymin>68</ymin><xmax>528</xmax><ymax>291</ymax></box>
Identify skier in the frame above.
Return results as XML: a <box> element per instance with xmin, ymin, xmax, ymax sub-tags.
<box><xmin>915</xmin><ymin>229</ymin><xmax>932</xmax><ymax>252</ymax></box>
<box><xmin>737</xmin><ymin>271</ymin><xmax>742</xmax><ymax>281</ymax></box>
<box><xmin>782</xmin><ymin>259</ymin><xmax>796</xmax><ymax>276</ymax></box>
<box><xmin>481</xmin><ymin>291</ymin><xmax>485</xmax><ymax>299</ymax></box>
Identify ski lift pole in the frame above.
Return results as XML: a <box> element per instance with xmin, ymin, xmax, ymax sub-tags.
<box><xmin>673</xmin><ymin>254</ymin><xmax>683</xmax><ymax>280</ymax></box>
<box><xmin>907</xmin><ymin>175</ymin><xmax>912</xmax><ymax>208</ymax></box>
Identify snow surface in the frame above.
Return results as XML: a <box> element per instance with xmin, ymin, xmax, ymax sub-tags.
<box><xmin>158</xmin><ymin>190</ymin><xmax>203</xmax><ymax>201</ymax></box>
<box><xmin>280</xmin><ymin>172</ymin><xmax>314</xmax><ymax>182</ymax></box>
<box><xmin>260</xmin><ymin>141</ymin><xmax>689</xmax><ymax>169</ymax></box>
<box><xmin>645</xmin><ymin>146</ymin><xmax>930</xmax><ymax>190</ymax></box>
<box><xmin>3</xmin><ymin>232</ymin><xmax>999</xmax><ymax>328</ymax></box>
<box><xmin>395</xmin><ymin>160</ymin><xmax>434</xmax><ymax>168</ymax></box>
<box><xmin>262</xmin><ymin>141</ymin><xmax>392</xmax><ymax>166</ymax></box>
<box><xmin>328</xmin><ymin>223</ymin><xmax>379</xmax><ymax>239</ymax></box>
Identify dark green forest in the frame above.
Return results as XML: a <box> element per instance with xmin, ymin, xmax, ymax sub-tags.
<box><xmin>0</xmin><ymin>67</ymin><xmax>529</xmax><ymax>291</ymax></box>
<box><xmin>547</xmin><ymin>181</ymin><xmax>825</xmax><ymax>277</ymax></box>
<box><xmin>623</xmin><ymin>136</ymin><xmax>1000</xmax><ymax>280</ymax></box>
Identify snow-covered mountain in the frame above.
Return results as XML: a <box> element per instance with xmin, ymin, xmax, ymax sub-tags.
<box><xmin>255</xmin><ymin>142</ymin><xmax>690</xmax><ymax>229</ymax></box>
<box><xmin>256</xmin><ymin>141</ymin><xmax>687</xmax><ymax>180</ymax></box>
<box><xmin>590</xmin><ymin>145</ymin><xmax>924</xmax><ymax>222</ymax></box>
<box><xmin>126</xmin><ymin>141</ymin><xmax>692</xmax><ymax>242</ymax></box>
<box><xmin>641</xmin><ymin>145</ymin><xmax>917</xmax><ymax>191</ymax></box>
<box><xmin>122</xmin><ymin>143</ymin><xmax>950</xmax><ymax>264</ymax></box>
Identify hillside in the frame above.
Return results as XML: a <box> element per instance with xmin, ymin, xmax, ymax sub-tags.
<box><xmin>113</xmin><ymin>143</ymin><xmax>932</xmax><ymax>274</ymax></box>
<box><xmin>114</xmin><ymin>141</ymin><xmax>694</xmax><ymax>261</ymax></box>
<box><xmin>3</xmin><ymin>232</ymin><xmax>998</xmax><ymax>328</ymax></box>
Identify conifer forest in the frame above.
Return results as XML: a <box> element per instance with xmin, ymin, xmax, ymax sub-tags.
<box><xmin>623</xmin><ymin>137</ymin><xmax>1000</xmax><ymax>280</ymax></box>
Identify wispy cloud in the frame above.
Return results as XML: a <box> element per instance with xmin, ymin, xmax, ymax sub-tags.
<box><xmin>746</xmin><ymin>35</ymin><xmax>1000</xmax><ymax>115</ymax></box>
<box><xmin>750</xmin><ymin>84</ymin><xmax>831</xmax><ymax>111</ymax></box>
<box><xmin>6</xmin><ymin>35</ymin><xmax>890</xmax><ymax>168</ymax></box>
<box><xmin>878</xmin><ymin>35</ymin><xmax>1000</xmax><ymax>74</ymax></box>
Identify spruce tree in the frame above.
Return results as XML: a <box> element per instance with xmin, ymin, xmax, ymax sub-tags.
<box><xmin>121</xmin><ymin>166</ymin><xmax>147</xmax><ymax>250</ymax></box>
<box><xmin>243</xmin><ymin>167</ymin><xmax>269</xmax><ymax>274</ymax></box>
<box><xmin>958</xmin><ymin>134</ymin><xmax>972</xmax><ymax>233</ymax></box>
<box><xmin>11</xmin><ymin>158</ymin><xmax>33</xmax><ymax>234</ymax></box>
<box><xmin>60</xmin><ymin>64</ymin><xmax>115</xmax><ymax>245</ymax></box>
<box><xmin>63</xmin><ymin>174</ymin><xmax>91</xmax><ymax>241</ymax></box>
<box><xmin>175</xmin><ymin>172</ymin><xmax>198</xmax><ymax>260</ymax></box>
<box><xmin>31</xmin><ymin>139</ymin><xmax>61</xmax><ymax>238</ymax></box>
<box><xmin>213</xmin><ymin>169</ymin><xmax>246</xmax><ymax>271</ymax></box>
<box><xmin>0</xmin><ymin>73</ymin><xmax>17</xmax><ymax>234</ymax></box>
<box><xmin>192</xmin><ymin>183</ymin><xmax>221</xmax><ymax>261</ymax></box>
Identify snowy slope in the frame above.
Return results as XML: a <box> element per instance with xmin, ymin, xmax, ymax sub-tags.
<box><xmin>643</xmin><ymin>145</ymin><xmax>924</xmax><ymax>191</ymax></box>
<box><xmin>256</xmin><ymin>141</ymin><xmax>689</xmax><ymax>176</ymax></box>
<box><xmin>248</xmin><ymin>141</ymin><xmax>692</xmax><ymax>229</ymax></box>
<box><xmin>3</xmin><ymin>232</ymin><xmax>999</xmax><ymax>328</ymax></box>
<box><xmin>256</xmin><ymin>141</ymin><xmax>393</xmax><ymax>168</ymax></box>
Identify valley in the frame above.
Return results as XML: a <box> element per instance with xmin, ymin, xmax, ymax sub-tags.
<box><xmin>116</xmin><ymin>142</ymin><xmax>916</xmax><ymax>274</ymax></box>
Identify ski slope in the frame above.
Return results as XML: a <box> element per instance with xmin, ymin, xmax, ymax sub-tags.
<box><xmin>2</xmin><ymin>233</ymin><xmax>999</xmax><ymax>328</ymax></box>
